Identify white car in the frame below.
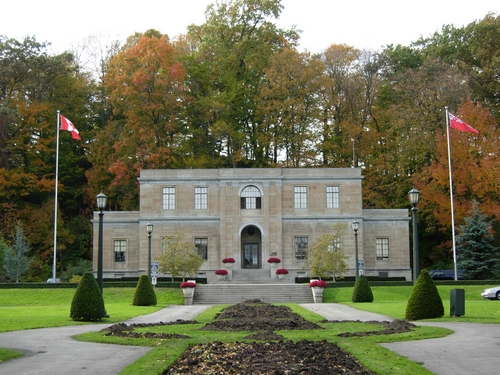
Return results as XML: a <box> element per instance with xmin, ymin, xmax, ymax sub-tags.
<box><xmin>481</xmin><ymin>286</ymin><xmax>500</xmax><ymax>300</ymax></box>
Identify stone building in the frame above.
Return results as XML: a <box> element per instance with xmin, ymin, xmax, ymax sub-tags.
<box><xmin>92</xmin><ymin>168</ymin><xmax>412</xmax><ymax>282</ymax></box>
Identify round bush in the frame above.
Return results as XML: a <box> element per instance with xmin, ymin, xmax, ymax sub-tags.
<box><xmin>351</xmin><ymin>275</ymin><xmax>374</xmax><ymax>303</ymax></box>
<box><xmin>406</xmin><ymin>269</ymin><xmax>444</xmax><ymax>320</ymax></box>
<box><xmin>133</xmin><ymin>274</ymin><xmax>157</xmax><ymax>306</ymax></box>
<box><xmin>70</xmin><ymin>272</ymin><xmax>106</xmax><ymax>321</ymax></box>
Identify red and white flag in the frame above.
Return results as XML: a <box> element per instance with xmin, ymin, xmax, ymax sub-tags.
<box><xmin>60</xmin><ymin>115</ymin><xmax>81</xmax><ymax>140</ymax></box>
<box><xmin>449</xmin><ymin>112</ymin><xmax>478</xmax><ymax>134</ymax></box>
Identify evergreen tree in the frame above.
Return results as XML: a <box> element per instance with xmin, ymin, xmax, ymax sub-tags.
<box><xmin>352</xmin><ymin>275</ymin><xmax>374</xmax><ymax>303</ymax></box>
<box><xmin>132</xmin><ymin>274</ymin><xmax>157</xmax><ymax>306</ymax></box>
<box><xmin>457</xmin><ymin>201</ymin><xmax>499</xmax><ymax>280</ymax></box>
<box><xmin>3</xmin><ymin>222</ymin><xmax>32</xmax><ymax>283</ymax></box>
<box><xmin>406</xmin><ymin>269</ymin><xmax>444</xmax><ymax>320</ymax></box>
<box><xmin>70</xmin><ymin>272</ymin><xmax>106</xmax><ymax>321</ymax></box>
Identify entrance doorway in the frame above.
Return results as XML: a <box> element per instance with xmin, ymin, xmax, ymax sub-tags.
<box><xmin>243</xmin><ymin>244</ymin><xmax>259</xmax><ymax>269</ymax></box>
<box><xmin>241</xmin><ymin>225</ymin><xmax>262</xmax><ymax>269</ymax></box>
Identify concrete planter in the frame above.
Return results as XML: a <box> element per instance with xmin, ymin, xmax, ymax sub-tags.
<box><xmin>311</xmin><ymin>287</ymin><xmax>324</xmax><ymax>303</ymax></box>
<box><xmin>182</xmin><ymin>287</ymin><xmax>195</xmax><ymax>305</ymax></box>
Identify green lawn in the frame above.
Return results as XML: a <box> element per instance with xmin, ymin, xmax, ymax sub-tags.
<box><xmin>1</xmin><ymin>284</ymin><xmax>499</xmax><ymax>374</ymax></box>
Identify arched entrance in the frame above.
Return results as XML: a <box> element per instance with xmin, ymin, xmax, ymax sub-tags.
<box><xmin>241</xmin><ymin>225</ymin><xmax>262</xmax><ymax>269</ymax></box>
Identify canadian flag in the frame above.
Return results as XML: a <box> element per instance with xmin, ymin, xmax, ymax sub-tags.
<box><xmin>449</xmin><ymin>112</ymin><xmax>479</xmax><ymax>134</ymax></box>
<box><xmin>60</xmin><ymin>115</ymin><xmax>81</xmax><ymax>140</ymax></box>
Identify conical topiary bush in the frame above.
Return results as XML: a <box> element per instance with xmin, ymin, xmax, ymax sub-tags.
<box><xmin>351</xmin><ymin>275</ymin><xmax>374</xmax><ymax>302</ymax></box>
<box><xmin>133</xmin><ymin>274</ymin><xmax>157</xmax><ymax>306</ymax></box>
<box><xmin>406</xmin><ymin>269</ymin><xmax>444</xmax><ymax>320</ymax></box>
<box><xmin>70</xmin><ymin>272</ymin><xmax>106</xmax><ymax>321</ymax></box>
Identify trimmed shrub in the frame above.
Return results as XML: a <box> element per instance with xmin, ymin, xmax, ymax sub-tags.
<box><xmin>406</xmin><ymin>269</ymin><xmax>444</xmax><ymax>320</ymax></box>
<box><xmin>132</xmin><ymin>275</ymin><xmax>157</xmax><ymax>306</ymax></box>
<box><xmin>351</xmin><ymin>275</ymin><xmax>374</xmax><ymax>302</ymax></box>
<box><xmin>70</xmin><ymin>272</ymin><xmax>106</xmax><ymax>321</ymax></box>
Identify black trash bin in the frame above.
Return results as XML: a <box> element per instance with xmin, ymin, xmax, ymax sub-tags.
<box><xmin>450</xmin><ymin>289</ymin><xmax>465</xmax><ymax>317</ymax></box>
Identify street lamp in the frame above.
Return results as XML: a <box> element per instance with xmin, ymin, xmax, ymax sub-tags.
<box><xmin>408</xmin><ymin>187</ymin><xmax>420</xmax><ymax>284</ymax></box>
<box><xmin>352</xmin><ymin>220</ymin><xmax>359</xmax><ymax>281</ymax></box>
<box><xmin>96</xmin><ymin>191</ymin><xmax>107</xmax><ymax>294</ymax></box>
<box><xmin>146</xmin><ymin>221</ymin><xmax>154</xmax><ymax>280</ymax></box>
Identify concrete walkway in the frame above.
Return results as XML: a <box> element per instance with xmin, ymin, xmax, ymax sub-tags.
<box><xmin>0</xmin><ymin>303</ymin><xmax>498</xmax><ymax>375</ymax></box>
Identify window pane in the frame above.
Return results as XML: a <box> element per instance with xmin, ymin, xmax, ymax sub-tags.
<box><xmin>241</xmin><ymin>185</ymin><xmax>261</xmax><ymax>210</ymax></box>
<box><xmin>295</xmin><ymin>237</ymin><xmax>308</xmax><ymax>259</ymax></box>
<box><xmin>194</xmin><ymin>187</ymin><xmax>208</xmax><ymax>210</ymax></box>
<box><xmin>195</xmin><ymin>238</ymin><xmax>208</xmax><ymax>260</ymax></box>
<box><xmin>326</xmin><ymin>186</ymin><xmax>339</xmax><ymax>208</ymax></box>
<box><xmin>376</xmin><ymin>238</ymin><xmax>389</xmax><ymax>260</ymax></box>
<box><xmin>294</xmin><ymin>186</ymin><xmax>307</xmax><ymax>209</ymax></box>
<box><xmin>162</xmin><ymin>187</ymin><xmax>175</xmax><ymax>210</ymax></box>
<box><xmin>114</xmin><ymin>240</ymin><xmax>126</xmax><ymax>262</ymax></box>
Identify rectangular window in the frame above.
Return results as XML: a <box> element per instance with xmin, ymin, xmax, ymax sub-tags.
<box><xmin>326</xmin><ymin>186</ymin><xmax>340</xmax><ymax>208</ymax></box>
<box><xmin>194</xmin><ymin>187</ymin><xmax>208</xmax><ymax>210</ymax></box>
<box><xmin>114</xmin><ymin>240</ymin><xmax>126</xmax><ymax>262</ymax></box>
<box><xmin>195</xmin><ymin>238</ymin><xmax>208</xmax><ymax>260</ymax></box>
<box><xmin>295</xmin><ymin>237</ymin><xmax>308</xmax><ymax>260</ymax></box>
<box><xmin>162</xmin><ymin>187</ymin><xmax>175</xmax><ymax>210</ymax></box>
<box><xmin>376</xmin><ymin>238</ymin><xmax>389</xmax><ymax>260</ymax></box>
<box><xmin>328</xmin><ymin>237</ymin><xmax>341</xmax><ymax>251</ymax></box>
<box><xmin>294</xmin><ymin>186</ymin><xmax>307</xmax><ymax>209</ymax></box>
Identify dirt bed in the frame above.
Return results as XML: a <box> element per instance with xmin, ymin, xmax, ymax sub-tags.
<box><xmin>104</xmin><ymin>300</ymin><xmax>415</xmax><ymax>374</ymax></box>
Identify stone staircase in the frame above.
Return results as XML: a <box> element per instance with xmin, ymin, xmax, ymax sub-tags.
<box><xmin>192</xmin><ymin>283</ymin><xmax>314</xmax><ymax>304</ymax></box>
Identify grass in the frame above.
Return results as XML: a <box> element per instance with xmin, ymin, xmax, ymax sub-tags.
<box><xmin>0</xmin><ymin>283</ymin><xmax>499</xmax><ymax>374</ymax></box>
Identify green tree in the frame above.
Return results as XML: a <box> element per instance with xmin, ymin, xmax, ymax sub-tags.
<box><xmin>70</xmin><ymin>272</ymin><xmax>106</xmax><ymax>321</ymax></box>
<box><xmin>457</xmin><ymin>201</ymin><xmax>500</xmax><ymax>280</ymax></box>
<box><xmin>3</xmin><ymin>222</ymin><xmax>32</xmax><ymax>283</ymax></box>
<box><xmin>308</xmin><ymin>223</ymin><xmax>349</xmax><ymax>280</ymax></box>
<box><xmin>185</xmin><ymin>0</ymin><xmax>299</xmax><ymax>167</ymax></box>
<box><xmin>157</xmin><ymin>231</ymin><xmax>205</xmax><ymax>281</ymax></box>
<box><xmin>406</xmin><ymin>269</ymin><xmax>444</xmax><ymax>320</ymax></box>
<box><xmin>132</xmin><ymin>274</ymin><xmax>157</xmax><ymax>306</ymax></box>
<box><xmin>351</xmin><ymin>275</ymin><xmax>374</xmax><ymax>303</ymax></box>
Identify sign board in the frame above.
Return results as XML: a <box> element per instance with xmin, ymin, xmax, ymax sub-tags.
<box><xmin>151</xmin><ymin>276</ymin><xmax>157</xmax><ymax>285</ymax></box>
<box><xmin>151</xmin><ymin>261</ymin><xmax>159</xmax><ymax>277</ymax></box>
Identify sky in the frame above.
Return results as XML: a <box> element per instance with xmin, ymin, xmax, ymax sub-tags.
<box><xmin>1</xmin><ymin>0</ymin><xmax>499</xmax><ymax>54</ymax></box>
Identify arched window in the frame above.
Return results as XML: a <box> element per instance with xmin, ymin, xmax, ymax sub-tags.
<box><xmin>240</xmin><ymin>185</ymin><xmax>261</xmax><ymax>209</ymax></box>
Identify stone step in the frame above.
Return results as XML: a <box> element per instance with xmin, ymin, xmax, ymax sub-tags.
<box><xmin>192</xmin><ymin>283</ymin><xmax>314</xmax><ymax>304</ymax></box>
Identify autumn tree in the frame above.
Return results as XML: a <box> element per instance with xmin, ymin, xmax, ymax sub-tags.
<box><xmin>88</xmin><ymin>32</ymin><xmax>188</xmax><ymax>210</ymax></box>
<box><xmin>256</xmin><ymin>48</ymin><xmax>323</xmax><ymax>166</ymax></box>
<box><xmin>416</xmin><ymin>102</ymin><xmax>500</xmax><ymax>266</ymax></box>
<box><xmin>457</xmin><ymin>201</ymin><xmax>499</xmax><ymax>279</ymax></box>
<box><xmin>156</xmin><ymin>231</ymin><xmax>205</xmax><ymax>281</ymax></box>
<box><xmin>308</xmin><ymin>223</ymin><xmax>349</xmax><ymax>280</ymax></box>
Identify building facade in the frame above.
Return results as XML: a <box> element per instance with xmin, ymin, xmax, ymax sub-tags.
<box><xmin>92</xmin><ymin>168</ymin><xmax>412</xmax><ymax>281</ymax></box>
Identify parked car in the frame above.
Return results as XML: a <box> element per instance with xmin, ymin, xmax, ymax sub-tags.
<box><xmin>46</xmin><ymin>278</ymin><xmax>61</xmax><ymax>283</ymax></box>
<box><xmin>481</xmin><ymin>286</ymin><xmax>500</xmax><ymax>300</ymax></box>
<box><xmin>429</xmin><ymin>269</ymin><xmax>464</xmax><ymax>280</ymax></box>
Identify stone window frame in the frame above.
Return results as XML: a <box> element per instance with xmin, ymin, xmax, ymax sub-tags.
<box><xmin>294</xmin><ymin>186</ymin><xmax>307</xmax><ymax>209</ymax></box>
<box><xmin>194</xmin><ymin>186</ymin><xmax>208</xmax><ymax>210</ymax></box>
<box><xmin>194</xmin><ymin>237</ymin><xmax>208</xmax><ymax>260</ymax></box>
<box><xmin>113</xmin><ymin>239</ymin><xmax>127</xmax><ymax>262</ymax></box>
<box><xmin>376</xmin><ymin>237</ymin><xmax>390</xmax><ymax>260</ymax></box>
<box><xmin>162</xmin><ymin>187</ymin><xmax>176</xmax><ymax>210</ymax></box>
<box><xmin>326</xmin><ymin>185</ymin><xmax>340</xmax><ymax>208</ymax></box>
<box><xmin>240</xmin><ymin>185</ymin><xmax>262</xmax><ymax>210</ymax></box>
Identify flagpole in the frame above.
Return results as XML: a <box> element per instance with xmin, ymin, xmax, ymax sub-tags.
<box><xmin>445</xmin><ymin>106</ymin><xmax>458</xmax><ymax>281</ymax></box>
<box><xmin>52</xmin><ymin>110</ymin><xmax>61</xmax><ymax>283</ymax></box>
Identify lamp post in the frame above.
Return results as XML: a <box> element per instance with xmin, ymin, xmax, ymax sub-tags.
<box><xmin>146</xmin><ymin>221</ymin><xmax>154</xmax><ymax>280</ymax></box>
<box><xmin>96</xmin><ymin>192</ymin><xmax>107</xmax><ymax>294</ymax></box>
<box><xmin>409</xmin><ymin>187</ymin><xmax>420</xmax><ymax>284</ymax></box>
<box><xmin>352</xmin><ymin>220</ymin><xmax>359</xmax><ymax>281</ymax></box>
